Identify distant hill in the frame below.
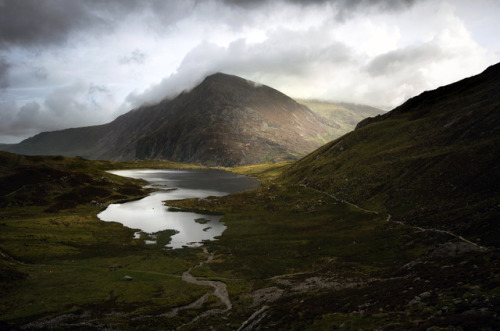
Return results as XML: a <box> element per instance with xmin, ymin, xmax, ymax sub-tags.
<box><xmin>283</xmin><ymin>62</ymin><xmax>500</xmax><ymax>246</ymax></box>
<box><xmin>298</xmin><ymin>99</ymin><xmax>384</xmax><ymax>136</ymax></box>
<box><xmin>2</xmin><ymin>73</ymin><xmax>358</xmax><ymax>166</ymax></box>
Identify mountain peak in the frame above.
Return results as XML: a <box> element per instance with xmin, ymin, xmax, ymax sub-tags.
<box><xmin>133</xmin><ymin>72</ymin><xmax>337</xmax><ymax>165</ymax></box>
<box><xmin>205</xmin><ymin>72</ymin><xmax>236</xmax><ymax>79</ymax></box>
<box><xmin>1</xmin><ymin>72</ymin><xmax>342</xmax><ymax>166</ymax></box>
<box><xmin>201</xmin><ymin>72</ymin><xmax>261</xmax><ymax>90</ymax></box>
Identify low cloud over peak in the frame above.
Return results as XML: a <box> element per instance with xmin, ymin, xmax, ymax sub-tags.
<box><xmin>0</xmin><ymin>0</ymin><xmax>498</xmax><ymax>142</ymax></box>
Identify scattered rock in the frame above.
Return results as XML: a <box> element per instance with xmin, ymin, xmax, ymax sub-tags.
<box><xmin>407</xmin><ymin>292</ymin><xmax>432</xmax><ymax>307</ymax></box>
<box><xmin>407</xmin><ymin>298</ymin><xmax>423</xmax><ymax>307</ymax></box>
<box><xmin>419</xmin><ymin>291</ymin><xmax>431</xmax><ymax>299</ymax></box>
<box><xmin>90</xmin><ymin>200</ymin><xmax>105</xmax><ymax>208</ymax></box>
<box><xmin>246</xmin><ymin>287</ymin><xmax>284</xmax><ymax>307</ymax></box>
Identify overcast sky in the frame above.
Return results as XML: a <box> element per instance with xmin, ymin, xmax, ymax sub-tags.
<box><xmin>0</xmin><ymin>0</ymin><xmax>499</xmax><ymax>143</ymax></box>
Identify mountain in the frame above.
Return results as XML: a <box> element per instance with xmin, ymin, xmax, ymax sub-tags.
<box><xmin>282</xmin><ymin>62</ymin><xmax>500</xmax><ymax>246</ymax></box>
<box><xmin>298</xmin><ymin>99</ymin><xmax>385</xmax><ymax>136</ymax></box>
<box><xmin>133</xmin><ymin>73</ymin><xmax>340</xmax><ymax>166</ymax></box>
<box><xmin>1</xmin><ymin>73</ymin><xmax>349</xmax><ymax>166</ymax></box>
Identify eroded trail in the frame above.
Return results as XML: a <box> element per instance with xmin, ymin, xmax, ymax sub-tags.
<box><xmin>164</xmin><ymin>247</ymin><xmax>232</xmax><ymax>327</ymax></box>
<box><xmin>302</xmin><ymin>183</ymin><xmax>487</xmax><ymax>250</ymax></box>
<box><xmin>181</xmin><ymin>247</ymin><xmax>232</xmax><ymax>311</ymax></box>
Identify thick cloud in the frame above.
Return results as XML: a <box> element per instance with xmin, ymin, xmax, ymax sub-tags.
<box><xmin>366</xmin><ymin>43</ymin><xmax>443</xmax><ymax>76</ymax></box>
<box><xmin>126</xmin><ymin>0</ymin><xmax>495</xmax><ymax>109</ymax></box>
<box><xmin>224</xmin><ymin>0</ymin><xmax>421</xmax><ymax>10</ymax></box>
<box><xmin>125</xmin><ymin>29</ymin><xmax>357</xmax><ymax>107</ymax></box>
<box><xmin>0</xmin><ymin>0</ymin><xmax>498</xmax><ymax>143</ymax></box>
<box><xmin>0</xmin><ymin>57</ymin><xmax>9</xmax><ymax>88</ymax></box>
<box><xmin>0</xmin><ymin>0</ymin><xmax>425</xmax><ymax>49</ymax></box>
<box><xmin>119</xmin><ymin>49</ymin><xmax>147</xmax><ymax>65</ymax></box>
<box><xmin>0</xmin><ymin>0</ymin><xmax>198</xmax><ymax>49</ymax></box>
<box><xmin>0</xmin><ymin>0</ymin><xmax>98</xmax><ymax>48</ymax></box>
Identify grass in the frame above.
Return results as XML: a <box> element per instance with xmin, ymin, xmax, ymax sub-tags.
<box><xmin>170</xmin><ymin>183</ymin><xmax>426</xmax><ymax>281</ymax></box>
<box><xmin>2</xmin><ymin>260</ymin><xmax>205</xmax><ymax>320</ymax></box>
<box><xmin>227</xmin><ymin>160</ymin><xmax>293</xmax><ymax>184</ymax></box>
<box><xmin>0</xmin><ymin>201</ymin><xmax>210</xmax><ymax>323</ymax></box>
<box><xmin>281</xmin><ymin>110</ymin><xmax>500</xmax><ymax>245</ymax></box>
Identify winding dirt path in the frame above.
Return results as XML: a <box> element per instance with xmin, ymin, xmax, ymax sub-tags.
<box><xmin>301</xmin><ymin>184</ymin><xmax>487</xmax><ymax>250</ymax></box>
<box><xmin>163</xmin><ymin>247</ymin><xmax>232</xmax><ymax>328</ymax></box>
<box><xmin>181</xmin><ymin>247</ymin><xmax>232</xmax><ymax>311</ymax></box>
<box><xmin>299</xmin><ymin>183</ymin><xmax>379</xmax><ymax>214</ymax></box>
<box><xmin>386</xmin><ymin>214</ymin><xmax>487</xmax><ymax>250</ymax></box>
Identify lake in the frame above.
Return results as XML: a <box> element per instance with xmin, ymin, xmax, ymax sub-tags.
<box><xmin>97</xmin><ymin>169</ymin><xmax>259</xmax><ymax>249</ymax></box>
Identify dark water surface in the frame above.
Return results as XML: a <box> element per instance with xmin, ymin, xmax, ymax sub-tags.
<box><xmin>97</xmin><ymin>169</ymin><xmax>259</xmax><ymax>248</ymax></box>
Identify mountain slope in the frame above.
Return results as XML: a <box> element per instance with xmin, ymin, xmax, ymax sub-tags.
<box><xmin>134</xmin><ymin>73</ymin><xmax>339</xmax><ymax>165</ymax></box>
<box><xmin>1</xmin><ymin>74</ymin><xmax>341</xmax><ymax>166</ymax></box>
<box><xmin>298</xmin><ymin>99</ymin><xmax>385</xmax><ymax>136</ymax></box>
<box><xmin>282</xmin><ymin>62</ymin><xmax>500</xmax><ymax>246</ymax></box>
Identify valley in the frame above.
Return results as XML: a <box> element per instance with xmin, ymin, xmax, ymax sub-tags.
<box><xmin>0</xmin><ymin>63</ymin><xmax>499</xmax><ymax>330</ymax></box>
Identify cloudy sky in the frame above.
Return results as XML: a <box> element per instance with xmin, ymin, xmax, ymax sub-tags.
<box><xmin>0</xmin><ymin>0</ymin><xmax>499</xmax><ymax>143</ymax></box>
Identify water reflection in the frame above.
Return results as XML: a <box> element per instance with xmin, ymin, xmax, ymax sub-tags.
<box><xmin>97</xmin><ymin>169</ymin><xmax>259</xmax><ymax>249</ymax></box>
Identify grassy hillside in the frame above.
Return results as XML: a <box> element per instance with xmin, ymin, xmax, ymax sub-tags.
<box><xmin>283</xmin><ymin>63</ymin><xmax>500</xmax><ymax>247</ymax></box>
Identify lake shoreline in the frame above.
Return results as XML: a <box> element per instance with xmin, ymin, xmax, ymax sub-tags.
<box><xmin>98</xmin><ymin>168</ymin><xmax>259</xmax><ymax>249</ymax></box>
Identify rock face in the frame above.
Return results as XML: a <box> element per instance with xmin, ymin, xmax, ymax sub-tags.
<box><xmin>1</xmin><ymin>73</ymin><xmax>340</xmax><ymax>166</ymax></box>
<box><xmin>134</xmin><ymin>73</ymin><xmax>339</xmax><ymax>166</ymax></box>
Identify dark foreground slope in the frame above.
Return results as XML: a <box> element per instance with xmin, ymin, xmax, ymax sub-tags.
<box><xmin>2</xmin><ymin>74</ymin><xmax>340</xmax><ymax>166</ymax></box>
<box><xmin>283</xmin><ymin>62</ymin><xmax>500</xmax><ymax>246</ymax></box>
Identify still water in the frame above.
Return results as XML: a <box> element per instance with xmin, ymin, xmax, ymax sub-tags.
<box><xmin>98</xmin><ymin>169</ymin><xmax>259</xmax><ymax>249</ymax></box>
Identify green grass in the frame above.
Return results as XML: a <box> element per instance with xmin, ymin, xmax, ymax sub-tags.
<box><xmin>281</xmin><ymin>110</ymin><xmax>500</xmax><ymax>245</ymax></box>
<box><xmin>1</xmin><ymin>260</ymin><xmax>205</xmax><ymax>321</ymax></box>
<box><xmin>0</xmin><ymin>202</ymin><xmax>210</xmax><ymax>323</ymax></box>
<box><xmin>169</xmin><ymin>183</ymin><xmax>427</xmax><ymax>281</ymax></box>
<box><xmin>228</xmin><ymin>160</ymin><xmax>293</xmax><ymax>184</ymax></box>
